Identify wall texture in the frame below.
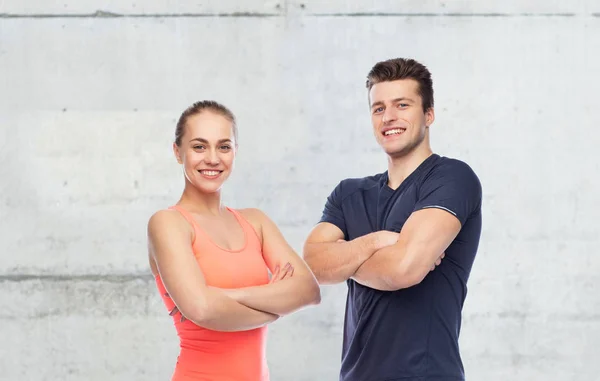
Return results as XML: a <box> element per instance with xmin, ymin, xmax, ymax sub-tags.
<box><xmin>1</xmin><ymin>1</ymin><xmax>599</xmax><ymax>380</ymax></box>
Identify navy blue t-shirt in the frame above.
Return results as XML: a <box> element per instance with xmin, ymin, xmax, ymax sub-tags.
<box><xmin>319</xmin><ymin>154</ymin><xmax>482</xmax><ymax>381</ymax></box>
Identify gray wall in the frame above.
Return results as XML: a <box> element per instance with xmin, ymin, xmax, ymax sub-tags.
<box><xmin>1</xmin><ymin>1</ymin><xmax>599</xmax><ymax>380</ymax></box>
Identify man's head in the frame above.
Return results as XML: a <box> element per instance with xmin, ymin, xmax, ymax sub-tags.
<box><xmin>366</xmin><ymin>58</ymin><xmax>435</xmax><ymax>159</ymax></box>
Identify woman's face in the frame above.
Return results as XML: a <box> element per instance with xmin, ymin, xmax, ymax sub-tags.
<box><xmin>173</xmin><ymin>111</ymin><xmax>237</xmax><ymax>194</ymax></box>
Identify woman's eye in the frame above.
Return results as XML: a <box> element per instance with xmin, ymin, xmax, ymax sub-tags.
<box><xmin>220</xmin><ymin>145</ymin><xmax>231</xmax><ymax>150</ymax></box>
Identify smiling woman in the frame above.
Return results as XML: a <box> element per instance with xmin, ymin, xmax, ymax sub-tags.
<box><xmin>147</xmin><ymin>101</ymin><xmax>321</xmax><ymax>381</ymax></box>
<box><xmin>173</xmin><ymin>103</ymin><xmax>237</xmax><ymax>194</ymax></box>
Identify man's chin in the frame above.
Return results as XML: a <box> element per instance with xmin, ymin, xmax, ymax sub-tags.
<box><xmin>381</xmin><ymin>144</ymin><xmax>406</xmax><ymax>155</ymax></box>
<box><xmin>383</xmin><ymin>147</ymin><xmax>413</xmax><ymax>159</ymax></box>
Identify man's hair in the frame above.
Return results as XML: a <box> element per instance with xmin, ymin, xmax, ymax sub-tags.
<box><xmin>174</xmin><ymin>100</ymin><xmax>237</xmax><ymax>146</ymax></box>
<box><xmin>366</xmin><ymin>58</ymin><xmax>434</xmax><ymax>113</ymax></box>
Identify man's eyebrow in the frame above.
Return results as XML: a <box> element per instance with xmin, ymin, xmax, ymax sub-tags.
<box><xmin>370</xmin><ymin>97</ymin><xmax>415</xmax><ymax>108</ymax></box>
<box><xmin>391</xmin><ymin>97</ymin><xmax>415</xmax><ymax>103</ymax></box>
<box><xmin>370</xmin><ymin>100</ymin><xmax>384</xmax><ymax>109</ymax></box>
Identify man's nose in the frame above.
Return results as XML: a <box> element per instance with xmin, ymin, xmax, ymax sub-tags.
<box><xmin>382</xmin><ymin>108</ymin><xmax>397</xmax><ymax>124</ymax></box>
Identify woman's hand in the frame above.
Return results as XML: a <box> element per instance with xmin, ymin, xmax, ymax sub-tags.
<box><xmin>214</xmin><ymin>263</ymin><xmax>294</xmax><ymax>301</ymax></box>
<box><xmin>269</xmin><ymin>262</ymin><xmax>294</xmax><ymax>284</ymax></box>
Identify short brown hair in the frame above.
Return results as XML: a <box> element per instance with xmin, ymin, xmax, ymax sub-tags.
<box><xmin>366</xmin><ymin>58</ymin><xmax>434</xmax><ymax>113</ymax></box>
<box><xmin>174</xmin><ymin>100</ymin><xmax>238</xmax><ymax>146</ymax></box>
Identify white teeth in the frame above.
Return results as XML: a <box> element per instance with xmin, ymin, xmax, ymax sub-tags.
<box><xmin>384</xmin><ymin>128</ymin><xmax>405</xmax><ymax>136</ymax></box>
<box><xmin>200</xmin><ymin>170</ymin><xmax>219</xmax><ymax>176</ymax></box>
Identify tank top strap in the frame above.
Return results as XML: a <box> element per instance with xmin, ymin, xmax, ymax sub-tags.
<box><xmin>226</xmin><ymin>207</ymin><xmax>263</xmax><ymax>245</ymax></box>
<box><xmin>169</xmin><ymin>205</ymin><xmax>201</xmax><ymax>244</ymax></box>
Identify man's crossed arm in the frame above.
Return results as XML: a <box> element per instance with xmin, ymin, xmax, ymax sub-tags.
<box><xmin>303</xmin><ymin>208</ymin><xmax>459</xmax><ymax>291</ymax></box>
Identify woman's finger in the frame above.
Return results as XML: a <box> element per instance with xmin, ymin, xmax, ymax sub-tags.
<box><xmin>269</xmin><ymin>265</ymin><xmax>280</xmax><ymax>284</ymax></box>
<box><xmin>283</xmin><ymin>265</ymin><xmax>294</xmax><ymax>279</ymax></box>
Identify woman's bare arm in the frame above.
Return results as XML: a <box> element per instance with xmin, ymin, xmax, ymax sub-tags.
<box><xmin>216</xmin><ymin>208</ymin><xmax>321</xmax><ymax>316</ymax></box>
<box><xmin>148</xmin><ymin>209</ymin><xmax>278</xmax><ymax>332</ymax></box>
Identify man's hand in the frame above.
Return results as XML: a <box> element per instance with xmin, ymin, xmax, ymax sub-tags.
<box><xmin>430</xmin><ymin>252</ymin><xmax>445</xmax><ymax>271</ymax></box>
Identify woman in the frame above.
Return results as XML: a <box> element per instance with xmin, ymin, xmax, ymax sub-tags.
<box><xmin>147</xmin><ymin>100</ymin><xmax>321</xmax><ymax>380</ymax></box>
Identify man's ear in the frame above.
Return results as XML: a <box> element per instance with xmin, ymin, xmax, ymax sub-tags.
<box><xmin>425</xmin><ymin>107</ymin><xmax>435</xmax><ymax>128</ymax></box>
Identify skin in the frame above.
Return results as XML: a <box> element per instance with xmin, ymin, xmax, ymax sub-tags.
<box><xmin>303</xmin><ymin>79</ymin><xmax>458</xmax><ymax>291</ymax></box>
<box><xmin>147</xmin><ymin>111</ymin><xmax>320</xmax><ymax>331</ymax></box>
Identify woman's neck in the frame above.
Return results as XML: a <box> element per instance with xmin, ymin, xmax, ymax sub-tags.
<box><xmin>177</xmin><ymin>182</ymin><xmax>224</xmax><ymax>216</ymax></box>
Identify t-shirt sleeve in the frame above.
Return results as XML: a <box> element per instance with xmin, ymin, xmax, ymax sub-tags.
<box><xmin>318</xmin><ymin>181</ymin><xmax>348</xmax><ymax>239</ymax></box>
<box><xmin>413</xmin><ymin>161</ymin><xmax>482</xmax><ymax>226</ymax></box>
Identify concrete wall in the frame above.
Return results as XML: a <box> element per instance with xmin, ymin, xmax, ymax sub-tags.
<box><xmin>1</xmin><ymin>1</ymin><xmax>599</xmax><ymax>380</ymax></box>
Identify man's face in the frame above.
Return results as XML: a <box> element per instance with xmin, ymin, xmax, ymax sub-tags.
<box><xmin>369</xmin><ymin>79</ymin><xmax>434</xmax><ymax>159</ymax></box>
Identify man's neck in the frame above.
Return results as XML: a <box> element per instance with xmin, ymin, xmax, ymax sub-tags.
<box><xmin>387</xmin><ymin>146</ymin><xmax>433</xmax><ymax>190</ymax></box>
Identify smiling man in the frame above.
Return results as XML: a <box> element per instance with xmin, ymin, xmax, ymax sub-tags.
<box><xmin>303</xmin><ymin>58</ymin><xmax>483</xmax><ymax>381</ymax></box>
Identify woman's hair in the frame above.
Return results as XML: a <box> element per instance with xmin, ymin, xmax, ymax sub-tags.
<box><xmin>174</xmin><ymin>100</ymin><xmax>238</xmax><ymax>146</ymax></box>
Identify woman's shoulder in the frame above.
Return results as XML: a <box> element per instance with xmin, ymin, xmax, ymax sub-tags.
<box><xmin>148</xmin><ymin>207</ymin><xmax>179</xmax><ymax>224</ymax></box>
<box><xmin>236</xmin><ymin>207</ymin><xmax>267</xmax><ymax>226</ymax></box>
<box><xmin>147</xmin><ymin>208</ymin><xmax>191</xmax><ymax>236</ymax></box>
<box><xmin>235</xmin><ymin>207</ymin><xmax>266</xmax><ymax>220</ymax></box>
<box><xmin>235</xmin><ymin>208</ymin><xmax>268</xmax><ymax>239</ymax></box>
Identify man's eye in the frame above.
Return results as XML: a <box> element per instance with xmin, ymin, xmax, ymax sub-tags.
<box><xmin>398</xmin><ymin>104</ymin><xmax>408</xmax><ymax>108</ymax></box>
<box><xmin>374</xmin><ymin>107</ymin><xmax>384</xmax><ymax>113</ymax></box>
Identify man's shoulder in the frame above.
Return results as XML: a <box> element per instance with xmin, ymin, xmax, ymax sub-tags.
<box><xmin>426</xmin><ymin>155</ymin><xmax>481</xmax><ymax>184</ymax></box>
<box><xmin>434</xmin><ymin>155</ymin><xmax>477</xmax><ymax>172</ymax></box>
<box><xmin>417</xmin><ymin>155</ymin><xmax>483</xmax><ymax>206</ymax></box>
<box><xmin>334</xmin><ymin>172</ymin><xmax>386</xmax><ymax>201</ymax></box>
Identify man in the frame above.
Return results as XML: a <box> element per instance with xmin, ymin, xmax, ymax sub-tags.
<box><xmin>303</xmin><ymin>58</ymin><xmax>482</xmax><ymax>381</ymax></box>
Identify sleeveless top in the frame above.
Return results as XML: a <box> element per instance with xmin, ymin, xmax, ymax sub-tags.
<box><xmin>154</xmin><ymin>205</ymin><xmax>270</xmax><ymax>381</ymax></box>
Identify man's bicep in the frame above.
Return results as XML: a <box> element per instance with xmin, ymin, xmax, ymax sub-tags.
<box><xmin>305</xmin><ymin>222</ymin><xmax>345</xmax><ymax>244</ymax></box>
<box><xmin>398</xmin><ymin>208</ymin><xmax>461</xmax><ymax>273</ymax></box>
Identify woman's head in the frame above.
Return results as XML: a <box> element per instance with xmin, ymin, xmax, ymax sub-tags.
<box><xmin>173</xmin><ymin>101</ymin><xmax>238</xmax><ymax>194</ymax></box>
<box><xmin>175</xmin><ymin>101</ymin><xmax>238</xmax><ymax>147</ymax></box>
